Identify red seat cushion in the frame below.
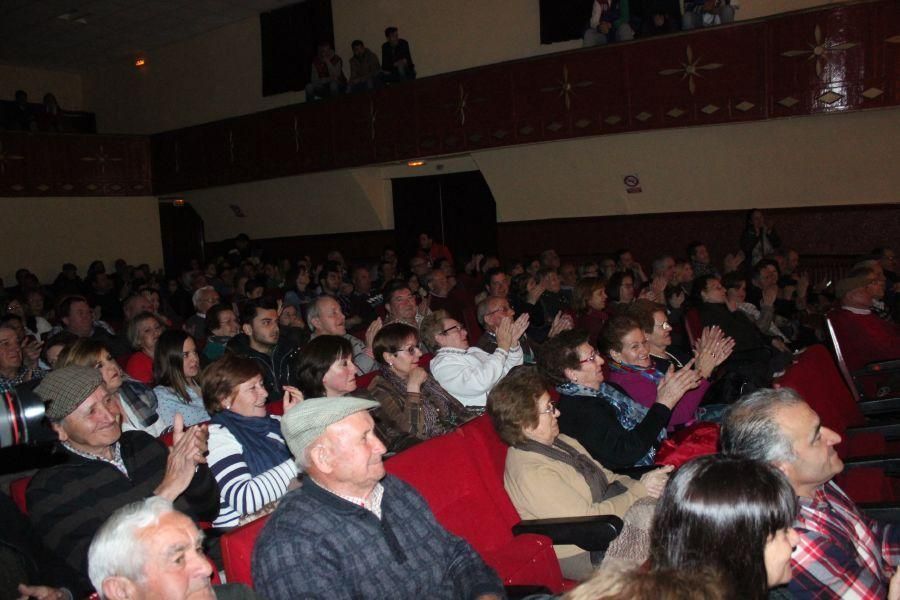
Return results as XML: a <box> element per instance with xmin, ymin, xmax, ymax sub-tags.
<box><xmin>10</xmin><ymin>476</ymin><xmax>30</xmax><ymax>515</ymax></box>
<box><xmin>220</xmin><ymin>514</ymin><xmax>270</xmax><ymax>588</ymax></box>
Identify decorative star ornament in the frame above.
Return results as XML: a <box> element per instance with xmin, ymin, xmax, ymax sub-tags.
<box><xmin>658</xmin><ymin>45</ymin><xmax>723</xmax><ymax>95</ymax></box>
<box><xmin>780</xmin><ymin>24</ymin><xmax>858</xmax><ymax>78</ymax></box>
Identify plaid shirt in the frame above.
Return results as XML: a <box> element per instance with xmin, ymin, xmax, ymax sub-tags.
<box><xmin>0</xmin><ymin>365</ymin><xmax>47</xmax><ymax>393</ymax></box>
<box><xmin>790</xmin><ymin>481</ymin><xmax>900</xmax><ymax>599</ymax></box>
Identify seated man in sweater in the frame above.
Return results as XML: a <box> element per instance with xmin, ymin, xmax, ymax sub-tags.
<box><xmin>252</xmin><ymin>396</ymin><xmax>504</xmax><ymax>599</ymax></box>
<box><xmin>307</xmin><ymin>295</ymin><xmax>380</xmax><ymax>375</ymax></box>
<box><xmin>423</xmin><ymin>309</ymin><xmax>526</xmax><ymax>411</ymax></box>
<box><xmin>27</xmin><ymin>366</ymin><xmax>218</xmax><ymax>597</ymax></box>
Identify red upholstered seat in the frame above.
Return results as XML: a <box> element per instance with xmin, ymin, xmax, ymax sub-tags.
<box><xmin>655</xmin><ymin>422</ymin><xmax>720</xmax><ymax>468</ymax></box>
<box><xmin>10</xmin><ymin>475</ymin><xmax>30</xmax><ymax>515</ymax></box>
<box><xmin>356</xmin><ymin>370</ymin><xmax>378</xmax><ymax>390</ymax></box>
<box><xmin>220</xmin><ymin>514</ymin><xmax>270</xmax><ymax>588</ymax></box>
<box><xmin>684</xmin><ymin>308</ymin><xmax>702</xmax><ymax>347</ymax></box>
<box><xmin>385</xmin><ymin>415</ymin><xmax>573</xmax><ymax>593</ymax></box>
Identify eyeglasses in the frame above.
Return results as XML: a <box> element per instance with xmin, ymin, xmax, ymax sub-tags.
<box><xmin>579</xmin><ymin>351</ymin><xmax>598</xmax><ymax>364</ymax></box>
<box><xmin>484</xmin><ymin>305</ymin><xmax>513</xmax><ymax>318</ymax></box>
<box><xmin>537</xmin><ymin>404</ymin><xmax>557</xmax><ymax>416</ymax></box>
<box><xmin>440</xmin><ymin>324</ymin><xmax>464</xmax><ymax>335</ymax></box>
<box><xmin>396</xmin><ymin>344</ymin><xmax>418</xmax><ymax>354</ymax></box>
<box><xmin>655</xmin><ymin>321</ymin><xmax>672</xmax><ymax>331</ymax></box>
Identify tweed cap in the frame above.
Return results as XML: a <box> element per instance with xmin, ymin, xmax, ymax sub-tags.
<box><xmin>280</xmin><ymin>396</ymin><xmax>379</xmax><ymax>460</ymax></box>
<box><xmin>835</xmin><ymin>274</ymin><xmax>872</xmax><ymax>299</ymax></box>
<box><xmin>36</xmin><ymin>366</ymin><xmax>104</xmax><ymax>420</ymax></box>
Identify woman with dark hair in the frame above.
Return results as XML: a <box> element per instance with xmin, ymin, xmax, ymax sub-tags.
<box><xmin>606</xmin><ymin>307</ymin><xmax>733</xmax><ymax>428</ymax></box>
<box><xmin>605</xmin><ymin>272</ymin><xmax>635</xmax><ymax>312</ymax></box>
<box><xmin>573</xmin><ymin>277</ymin><xmax>608</xmax><ymax>347</ymax></box>
<box><xmin>153</xmin><ymin>330</ymin><xmax>208</xmax><ymax>427</ymax></box>
<box><xmin>295</xmin><ymin>335</ymin><xmax>358</xmax><ymax>398</ymax></box>
<box><xmin>488</xmin><ymin>366</ymin><xmax>669</xmax><ymax>580</ymax></box>
<box><xmin>538</xmin><ymin>328</ymin><xmax>700</xmax><ymax>468</ymax></box>
<box><xmin>56</xmin><ymin>338</ymin><xmax>167</xmax><ymax>437</ymax></box>
<box><xmin>124</xmin><ymin>311</ymin><xmax>166</xmax><ymax>384</ymax></box>
<box><xmin>203</xmin><ymin>354</ymin><xmax>302</xmax><ymax>529</ymax></box>
<box><xmin>368</xmin><ymin>322</ymin><xmax>473</xmax><ymax>451</ymax></box>
<box><xmin>649</xmin><ymin>454</ymin><xmax>799</xmax><ymax>599</ymax></box>
<box><xmin>203</xmin><ymin>304</ymin><xmax>240</xmax><ymax>361</ymax></box>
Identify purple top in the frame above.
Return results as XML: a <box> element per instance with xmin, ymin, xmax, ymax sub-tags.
<box><xmin>606</xmin><ymin>369</ymin><xmax>709</xmax><ymax>429</ymax></box>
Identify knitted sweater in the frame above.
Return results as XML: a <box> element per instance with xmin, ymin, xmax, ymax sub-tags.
<box><xmin>252</xmin><ymin>475</ymin><xmax>504</xmax><ymax>599</ymax></box>
<box><xmin>26</xmin><ymin>431</ymin><xmax>219</xmax><ymax>596</ymax></box>
<box><xmin>430</xmin><ymin>345</ymin><xmax>523</xmax><ymax>408</ymax></box>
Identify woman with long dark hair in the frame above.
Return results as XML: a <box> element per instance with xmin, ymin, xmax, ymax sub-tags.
<box><xmin>153</xmin><ymin>329</ymin><xmax>208</xmax><ymax>427</ymax></box>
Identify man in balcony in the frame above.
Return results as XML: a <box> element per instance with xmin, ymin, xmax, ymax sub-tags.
<box><xmin>305</xmin><ymin>43</ymin><xmax>346</xmax><ymax>101</ymax></box>
<box><xmin>381</xmin><ymin>26</ymin><xmax>416</xmax><ymax>82</ymax></box>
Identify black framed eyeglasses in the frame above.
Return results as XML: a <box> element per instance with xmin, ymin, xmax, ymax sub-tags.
<box><xmin>440</xmin><ymin>324</ymin><xmax>463</xmax><ymax>335</ymax></box>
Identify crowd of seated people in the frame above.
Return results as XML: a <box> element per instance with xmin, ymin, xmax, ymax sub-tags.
<box><xmin>2</xmin><ymin>214</ymin><xmax>899</xmax><ymax>598</ymax></box>
<box><xmin>1</xmin><ymin>90</ymin><xmax>95</xmax><ymax>133</ymax></box>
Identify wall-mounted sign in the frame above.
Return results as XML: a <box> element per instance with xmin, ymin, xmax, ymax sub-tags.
<box><xmin>624</xmin><ymin>174</ymin><xmax>642</xmax><ymax>194</ymax></box>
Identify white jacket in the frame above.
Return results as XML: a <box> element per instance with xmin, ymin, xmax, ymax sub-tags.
<box><xmin>429</xmin><ymin>345</ymin><xmax>523</xmax><ymax>408</ymax></box>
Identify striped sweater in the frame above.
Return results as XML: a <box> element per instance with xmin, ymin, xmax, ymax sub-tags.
<box><xmin>26</xmin><ymin>431</ymin><xmax>219</xmax><ymax>596</ymax></box>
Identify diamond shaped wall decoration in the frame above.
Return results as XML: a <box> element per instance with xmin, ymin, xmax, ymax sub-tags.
<box><xmin>546</xmin><ymin>122</ymin><xmax>563</xmax><ymax>132</ymax></box>
<box><xmin>778</xmin><ymin>97</ymin><xmax>799</xmax><ymax>108</ymax></box>
<box><xmin>575</xmin><ymin>118</ymin><xmax>591</xmax><ymax>129</ymax></box>
<box><xmin>604</xmin><ymin>115</ymin><xmax>622</xmax><ymax>125</ymax></box>
<box><xmin>701</xmin><ymin>104</ymin><xmax>720</xmax><ymax>115</ymax></box>
<box><xmin>36</xmin><ymin>184</ymin><xmax>49</xmax><ymax>191</ymax></box>
<box><xmin>818</xmin><ymin>91</ymin><xmax>842</xmax><ymax>104</ymax></box>
<box><xmin>735</xmin><ymin>101</ymin><xmax>755</xmax><ymax>112</ymax></box>
<box><xmin>666</xmin><ymin>108</ymin><xmax>685</xmax><ymax>118</ymax></box>
<box><xmin>635</xmin><ymin>112</ymin><xmax>652</xmax><ymax>122</ymax></box>
<box><xmin>519</xmin><ymin>125</ymin><xmax>535</xmax><ymax>135</ymax></box>
<box><xmin>862</xmin><ymin>88</ymin><xmax>883</xmax><ymax>99</ymax></box>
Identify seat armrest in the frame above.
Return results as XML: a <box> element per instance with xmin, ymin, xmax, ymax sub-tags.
<box><xmin>857</xmin><ymin>397</ymin><xmax>900</xmax><ymax>416</ymax></box>
<box><xmin>843</xmin><ymin>455</ymin><xmax>900</xmax><ymax>475</ymax></box>
<box><xmin>512</xmin><ymin>515</ymin><xmax>624</xmax><ymax>552</ymax></box>
<box><xmin>848</xmin><ymin>420</ymin><xmax>900</xmax><ymax>440</ymax></box>
<box><xmin>611</xmin><ymin>464</ymin><xmax>657</xmax><ymax>478</ymax></box>
<box><xmin>855</xmin><ymin>359</ymin><xmax>900</xmax><ymax>376</ymax></box>
<box><xmin>858</xmin><ymin>502</ymin><xmax>900</xmax><ymax>524</ymax></box>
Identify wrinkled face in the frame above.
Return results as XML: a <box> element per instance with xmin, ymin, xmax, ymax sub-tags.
<box><xmin>322</xmin><ymin>353</ymin><xmax>358</xmax><ymax>397</ymax></box>
<box><xmin>435</xmin><ymin>318</ymin><xmax>468</xmax><ymax>350</ymax></box>
<box><xmin>647</xmin><ymin>311</ymin><xmax>672</xmax><ymax>350</ymax></box>
<box><xmin>182</xmin><ymin>338</ymin><xmax>200</xmax><ymax>379</ymax></box>
<box><xmin>701</xmin><ymin>279</ymin><xmax>727</xmax><ymax>304</ymax></box>
<box><xmin>484</xmin><ymin>298</ymin><xmax>515</xmax><ymax>331</ymax></box>
<box><xmin>523</xmin><ymin>392</ymin><xmax>559</xmax><ymax>446</ymax></box>
<box><xmin>65</xmin><ymin>300</ymin><xmax>95</xmax><ymax>337</ymax></box>
<box><xmin>764</xmin><ymin>527</ymin><xmax>799</xmax><ymax>588</ymax></box>
<box><xmin>54</xmin><ymin>385</ymin><xmax>122</xmax><ymax>455</ymax></box>
<box><xmin>0</xmin><ymin>328</ymin><xmax>23</xmax><ymax>373</ymax></box>
<box><xmin>775</xmin><ymin>402</ymin><xmax>844</xmax><ymax>494</ymax></box>
<box><xmin>138</xmin><ymin>317</ymin><xmax>164</xmax><ymax>354</ymax></box>
<box><xmin>322</xmin><ymin>411</ymin><xmax>386</xmax><ymax>497</ymax></box>
<box><xmin>386</xmin><ymin>335</ymin><xmax>422</xmax><ymax>378</ymax></box>
<box><xmin>132</xmin><ymin>512</ymin><xmax>215</xmax><ymax>600</ymax></box>
<box><xmin>228</xmin><ymin>374</ymin><xmax>268</xmax><ymax>418</ymax></box>
<box><xmin>196</xmin><ymin>291</ymin><xmax>219</xmax><ymax>314</ymax></box>
<box><xmin>588</xmin><ymin>288</ymin><xmax>607</xmax><ymax>311</ymax></box>
<box><xmin>312</xmin><ymin>298</ymin><xmax>346</xmax><ymax>336</ymax></box>
<box><xmin>567</xmin><ymin>342</ymin><xmax>604</xmax><ymax>389</ymax></box>
<box><xmin>612</xmin><ymin>328</ymin><xmax>652</xmax><ymax>368</ymax></box>
<box><xmin>726</xmin><ymin>281</ymin><xmax>747</xmax><ymax>305</ymax></box>
<box><xmin>95</xmin><ymin>351</ymin><xmax>123</xmax><ymax>394</ymax></box>
<box><xmin>488</xmin><ymin>273</ymin><xmax>509</xmax><ymax>298</ymax></box>
<box><xmin>245</xmin><ymin>308</ymin><xmax>280</xmax><ymax>348</ymax></box>
<box><xmin>387</xmin><ymin>288</ymin><xmax>417</xmax><ymax>321</ymax></box>
<box><xmin>618</xmin><ymin>276</ymin><xmax>635</xmax><ymax>303</ymax></box>
<box><xmin>213</xmin><ymin>310</ymin><xmax>240</xmax><ymax>338</ymax></box>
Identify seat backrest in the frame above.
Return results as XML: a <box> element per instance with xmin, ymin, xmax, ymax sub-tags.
<box><xmin>825</xmin><ymin>314</ymin><xmax>861</xmax><ymax>402</ymax></box>
<box><xmin>220</xmin><ymin>514</ymin><xmax>270</xmax><ymax>588</ymax></box>
<box><xmin>10</xmin><ymin>476</ymin><xmax>30</xmax><ymax>515</ymax></box>
<box><xmin>356</xmin><ymin>370</ymin><xmax>378</xmax><ymax>390</ymax></box>
<box><xmin>684</xmin><ymin>308</ymin><xmax>702</xmax><ymax>346</ymax></box>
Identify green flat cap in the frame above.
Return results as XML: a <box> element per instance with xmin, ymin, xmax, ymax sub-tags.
<box><xmin>280</xmin><ymin>396</ymin><xmax>379</xmax><ymax>461</ymax></box>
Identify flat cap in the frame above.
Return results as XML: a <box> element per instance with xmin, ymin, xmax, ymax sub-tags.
<box><xmin>36</xmin><ymin>366</ymin><xmax>104</xmax><ymax>421</ymax></box>
<box><xmin>281</xmin><ymin>396</ymin><xmax>379</xmax><ymax>462</ymax></box>
<box><xmin>835</xmin><ymin>274</ymin><xmax>871</xmax><ymax>300</ymax></box>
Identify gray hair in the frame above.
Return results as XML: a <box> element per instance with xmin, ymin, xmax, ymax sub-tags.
<box><xmin>306</xmin><ymin>295</ymin><xmax>337</xmax><ymax>333</ymax></box>
<box><xmin>88</xmin><ymin>497</ymin><xmax>180</xmax><ymax>598</ymax></box>
<box><xmin>191</xmin><ymin>285</ymin><xmax>216</xmax><ymax>310</ymax></box>
<box><xmin>651</xmin><ymin>255</ymin><xmax>674</xmax><ymax>277</ymax></box>
<box><xmin>720</xmin><ymin>387</ymin><xmax>805</xmax><ymax>464</ymax></box>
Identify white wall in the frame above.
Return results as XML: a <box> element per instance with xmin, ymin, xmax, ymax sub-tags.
<box><xmin>0</xmin><ymin>64</ymin><xmax>83</xmax><ymax>110</ymax></box>
<box><xmin>0</xmin><ymin>196</ymin><xmax>163</xmax><ymax>284</ymax></box>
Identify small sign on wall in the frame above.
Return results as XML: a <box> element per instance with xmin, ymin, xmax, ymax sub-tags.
<box><xmin>624</xmin><ymin>174</ymin><xmax>642</xmax><ymax>194</ymax></box>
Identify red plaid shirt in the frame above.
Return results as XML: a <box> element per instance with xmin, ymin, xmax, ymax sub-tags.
<box><xmin>790</xmin><ymin>481</ymin><xmax>900</xmax><ymax>599</ymax></box>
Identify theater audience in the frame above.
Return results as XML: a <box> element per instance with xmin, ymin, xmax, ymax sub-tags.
<box><xmin>381</xmin><ymin>26</ymin><xmax>416</xmax><ymax>82</ymax></box>
<box><xmin>424</xmin><ymin>309</ymin><xmax>526</xmax><ymax>410</ymax></box>
<box><xmin>368</xmin><ymin>323</ymin><xmax>473</xmax><ymax>451</ymax></box>
<box><xmin>27</xmin><ymin>366</ymin><xmax>217</xmax><ymax>596</ymax></box>
<box><xmin>829</xmin><ymin>268</ymin><xmax>900</xmax><ymax>371</ymax></box>
<box><xmin>203</xmin><ymin>355</ymin><xmax>301</xmax><ymax>529</ymax></box>
<box><xmin>722</xmin><ymin>270</ymin><xmax>792</xmax><ymax>347</ymax></box>
<box><xmin>88</xmin><ymin>498</ymin><xmax>259</xmax><ymax>600</ymax></box>
<box><xmin>583</xmin><ymin>0</ymin><xmax>634</xmax><ymax>46</ymax></box>
<box><xmin>153</xmin><ymin>330</ymin><xmax>208</xmax><ymax>428</ymax></box>
<box><xmin>0</xmin><ymin>323</ymin><xmax>46</xmax><ymax>393</ymax></box>
<box><xmin>184</xmin><ymin>285</ymin><xmax>219</xmax><ymax>341</ymax></box>
<box><xmin>722</xmin><ymin>388</ymin><xmax>900</xmax><ymax>598</ymax></box>
<box><xmin>573</xmin><ymin>277</ymin><xmax>609</xmax><ymax>346</ymax></box>
<box><xmin>605</xmin><ymin>271</ymin><xmax>636</xmax><ymax>312</ymax></box>
<box><xmin>124</xmin><ymin>311</ymin><xmax>165</xmax><ymax>384</ymax></box>
<box><xmin>56</xmin><ymin>295</ymin><xmax>131</xmax><ymax>357</ymax></box>
<box><xmin>383</xmin><ymin>280</ymin><xmax>427</xmax><ymax>327</ymax></box>
<box><xmin>57</xmin><ymin>339</ymin><xmax>166</xmax><ymax>437</ymax></box>
<box><xmin>252</xmin><ymin>396</ymin><xmax>504</xmax><ymax>598</ymax></box>
<box><xmin>538</xmin><ymin>329</ymin><xmax>697</xmax><ymax>468</ymax></box>
<box><xmin>488</xmin><ymin>366</ymin><xmax>669</xmax><ymax>580</ymax></box>
<box><xmin>6</xmin><ymin>296</ymin><xmax>51</xmax><ymax>340</ymax></box>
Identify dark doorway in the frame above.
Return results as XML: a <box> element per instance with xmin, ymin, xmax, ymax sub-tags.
<box><xmin>158</xmin><ymin>201</ymin><xmax>205</xmax><ymax>276</ymax></box>
<box><xmin>391</xmin><ymin>171</ymin><xmax>497</xmax><ymax>265</ymax></box>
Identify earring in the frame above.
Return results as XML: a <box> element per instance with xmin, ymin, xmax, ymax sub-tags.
<box><xmin>388</xmin><ymin>362</ymin><xmax>394</xmax><ymax>367</ymax></box>
<box><xmin>572</xmin><ymin>377</ymin><xmax>578</xmax><ymax>382</ymax></box>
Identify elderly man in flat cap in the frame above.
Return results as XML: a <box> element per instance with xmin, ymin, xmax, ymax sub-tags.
<box><xmin>25</xmin><ymin>366</ymin><xmax>219</xmax><ymax>597</ymax></box>
<box><xmin>252</xmin><ymin>397</ymin><xmax>505</xmax><ymax>600</ymax></box>
<box><xmin>830</xmin><ymin>266</ymin><xmax>900</xmax><ymax>371</ymax></box>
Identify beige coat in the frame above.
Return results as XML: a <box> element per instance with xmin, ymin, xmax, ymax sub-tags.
<box><xmin>504</xmin><ymin>434</ymin><xmax>649</xmax><ymax>560</ymax></box>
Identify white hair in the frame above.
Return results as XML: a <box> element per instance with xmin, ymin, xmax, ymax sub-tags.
<box><xmin>88</xmin><ymin>497</ymin><xmax>175</xmax><ymax>598</ymax></box>
<box><xmin>192</xmin><ymin>285</ymin><xmax>216</xmax><ymax>310</ymax></box>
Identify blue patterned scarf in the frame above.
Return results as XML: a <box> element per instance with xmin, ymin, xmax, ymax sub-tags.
<box><xmin>210</xmin><ymin>410</ymin><xmax>291</xmax><ymax>476</ymax></box>
<box><xmin>556</xmin><ymin>381</ymin><xmax>665</xmax><ymax>466</ymax></box>
<box><xmin>606</xmin><ymin>357</ymin><xmax>664</xmax><ymax>385</ymax></box>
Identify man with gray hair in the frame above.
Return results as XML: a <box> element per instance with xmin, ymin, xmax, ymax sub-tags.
<box><xmin>184</xmin><ymin>286</ymin><xmax>220</xmax><ymax>341</ymax></box>
<box><xmin>721</xmin><ymin>387</ymin><xmax>900</xmax><ymax>598</ymax></box>
<box><xmin>307</xmin><ymin>295</ymin><xmax>380</xmax><ymax>375</ymax></box>
<box><xmin>88</xmin><ymin>497</ymin><xmax>259</xmax><ymax>599</ymax></box>
<box><xmin>252</xmin><ymin>397</ymin><xmax>504</xmax><ymax>599</ymax></box>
